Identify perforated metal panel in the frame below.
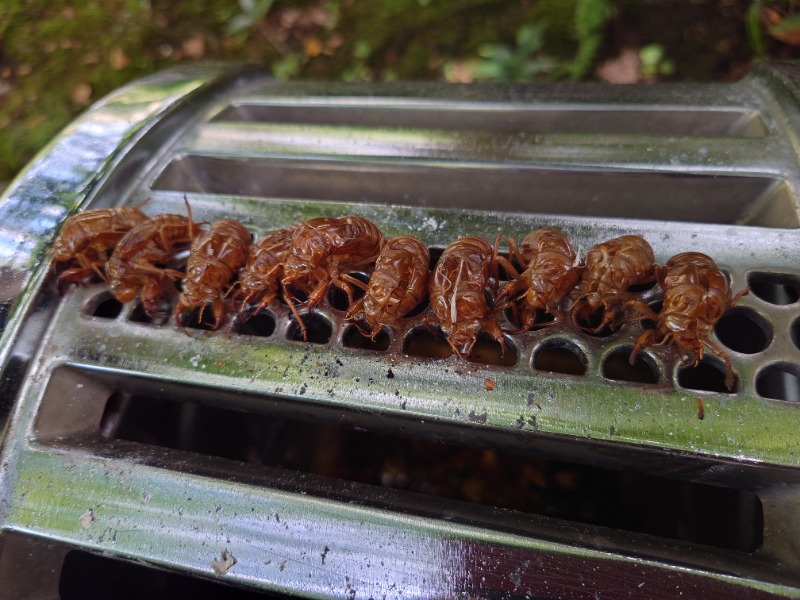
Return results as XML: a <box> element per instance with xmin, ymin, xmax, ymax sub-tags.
<box><xmin>1</xmin><ymin>63</ymin><xmax>800</xmax><ymax>598</ymax></box>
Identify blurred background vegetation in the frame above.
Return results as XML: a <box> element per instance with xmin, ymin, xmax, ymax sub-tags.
<box><xmin>2</xmin><ymin>0</ymin><xmax>800</xmax><ymax>186</ymax></box>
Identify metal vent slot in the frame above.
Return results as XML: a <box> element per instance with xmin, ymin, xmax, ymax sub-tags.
<box><xmin>153</xmin><ymin>156</ymin><xmax>796</xmax><ymax>228</ymax></box>
<box><xmin>60</xmin><ymin>550</ymin><xmax>278</xmax><ymax>600</ymax></box>
<box><xmin>35</xmin><ymin>366</ymin><xmax>763</xmax><ymax>554</ymax></box>
<box><xmin>214</xmin><ymin>103</ymin><xmax>768</xmax><ymax>137</ymax></box>
<box><xmin>0</xmin><ymin>532</ymin><xmax>285</xmax><ymax>600</ymax></box>
<box><xmin>60</xmin><ymin>550</ymin><xmax>283</xmax><ymax>600</ymax></box>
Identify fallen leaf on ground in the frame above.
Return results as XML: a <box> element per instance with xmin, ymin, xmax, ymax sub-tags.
<box><xmin>596</xmin><ymin>48</ymin><xmax>641</xmax><ymax>84</ymax></box>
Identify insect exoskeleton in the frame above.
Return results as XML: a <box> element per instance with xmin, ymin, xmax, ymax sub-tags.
<box><xmin>230</xmin><ymin>225</ymin><xmax>297</xmax><ymax>318</ymax></box>
<box><xmin>570</xmin><ymin>234</ymin><xmax>656</xmax><ymax>333</ymax></box>
<box><xmin>428</xmin><ymin>235</ymin><xmax>510</xmax><ymax>358</ymax></box>
<box><xmin>174</xmin><ymin>219</ymin><xmax>252</xmax><ymax>331</ymax></box>
<box><xmin>280</xmin><ymin>216</ymin><xmax>385</xmax><ymax>340</ymax></box>
<box><xmin>51</xmin><ymin>202</ymin><xmax>149</xmax><ymax>292</ymax></box>
<box><xmin>106</xmin><ymin>199</ymin><xmax>202</xmax><ymax>318</ymax></box>
<box><xmin>495</xmin><ymin>228</ymin><xmax>582</xmax><ymax>332</ymax></box>
<box><xmin>345</xmin><ymin>234</ymin><xmax>430</xmax><ymax>339</ymax></box>
<box><xmin>627</xmin><ymin>251</ymin><xmax>748</xmax><ymax>390</ymax></box>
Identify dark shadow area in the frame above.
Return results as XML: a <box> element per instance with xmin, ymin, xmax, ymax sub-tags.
<box><xmin>98</xmin><ymin>389</ymin><xmax>764</xmax><ymax>553</ymax></box>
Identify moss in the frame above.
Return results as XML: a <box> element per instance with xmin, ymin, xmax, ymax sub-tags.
<box><xmin>304</xmin><ymin>0</ymin><xmax>535</xmax><ymax>80</ymax></box>
<box><xmin>0</xmin><ymin>0</ymin><xmax>797</xmax><ymax>183</ymax></box>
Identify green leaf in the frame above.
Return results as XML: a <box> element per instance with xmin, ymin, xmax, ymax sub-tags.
<box><xmin>575</xmin><ymin>0</ymin><xmax>612</xmax><ymax>36</ymax></box>
<box><xmin>746</xmin><ymin>1</ymin><xmax>765</xmax><ymax>55</ymax></box>
<box><xmin>226</xmin><ymin>0</ymin><xmax>274</xmax><ymax>35</ymax></box>
<box><xmin>477</xmin><ymin>43</ymin><xmax>513</xmax><ymax>62</ymax></box>
<box><xmin>768</xmin><ymin>11</ymin><xmax>800</xmax><ymax>37</ymax></box>
<box><xmin>471</xmin><ymin>61</ymin><xmax>506</xmax><ymax>80</ymax></box>
<box><xmin>354</xmin><ymin>40</ymin><xmax>372</xmax><ymax>60</ymax></box>
<box><xmin>272</xmin><ymin>53</ymin><xmax>304</xmax><ymax>80</ymax></box>
<box><xmin>658</xmin><ymin>60</ymin><xmax>676</xmax><ymax>76</ymax></box>
<box><xmin>639</xmin><ymin>43</ymin><xmax>665</xmax><ymax>68</ymax></box>
<box><xmin>226</xmin><ymin>14</ymin><xmax>256</xmax><ymax>35</ymax></box>
<box><xmin>516</xmin><ymin>24</ymin><xmax>545</xmax><ymax>52</ymax></box>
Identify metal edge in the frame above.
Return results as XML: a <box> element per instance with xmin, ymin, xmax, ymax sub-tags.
<box><xmin>0</xmin><ymin>62</ymin><xmax>265</xmax><ymax>512</ymax></box>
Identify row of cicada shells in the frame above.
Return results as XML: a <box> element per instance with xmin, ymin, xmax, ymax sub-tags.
<box><xmin>51</xmin><ymin>200</ymin><xmax>747</xmax><ymax>389</ymax></box>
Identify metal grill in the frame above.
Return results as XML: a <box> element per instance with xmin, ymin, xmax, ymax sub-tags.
<box><xmin>1</xmin><ymin>62</ymin><xmax>800</xmax><ymax>598</ymax></box>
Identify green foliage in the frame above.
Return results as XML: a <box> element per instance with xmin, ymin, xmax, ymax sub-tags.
<box><xmin>746</xmin><ymin>1</ymin><xmax>800</xmax><ymax>55</ymax></box>
<box><xmin>225</xmin><ymin>0</ymin><xmax>275</xmax><ymax>36</ymax></box>
<box><xmin>0</xmin><ymin>0</ymin><xmax>783</xmax><ymax>184</ymax></box>
<box><xmin>271</xmin><ymin>52</ymin><xmax>305</xmax><ymax>80</ymax></box>
<box><xmin>639</xmin><ymin>44</ymin><xmax>675</xmax><ymax>80</ymax></box>
<box><xmin>465</xmin><ymin>0</ymin><xmax>613</xmax><ymax>83</ymax></box>
<box><xmin>341</xmin><ymin>41</ymin><xmax>374</xmax><ymax>81</ymax></box>
<box><xmin>768</xmin><ymin>10</ymin><xmax>800</xmax><ymax>37</ymax></box>
<box><xmin>570</xmin><ymin>0</ymin><xmax>613</xmax><ymax>80</ymax></box>
<box><xmin>471</xmin><ymin>24</ymin><xmax>560</xmax><ymax>82</ymax></box>
<box><xmin>747</xmin><ymin>0</ymin><xmax>767</xmax><ymax>56</ymax></box>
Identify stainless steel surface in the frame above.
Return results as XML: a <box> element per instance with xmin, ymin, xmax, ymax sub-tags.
<box><xmin>1</xmin><ymin>62</ymin><xmax>800</xmax><ymax>597</ymax></box>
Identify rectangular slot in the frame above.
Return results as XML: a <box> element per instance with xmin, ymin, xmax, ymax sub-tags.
<box><xmin>215</xmin><ymin>104</ymin><xmax>767</xmax><ymax>138</ymax></box>
<box><xmin>154</xmin><ymin>155</ymin><xmax>798</xmax><ymax>228</ymax></box>
<box><xmin>0</xmin><ymin>533</ymin><xmax>282</xmax><ymax>600</ymax></box>
<box><xmin>59</xmin><ymin>550</ymin><xmax>278</xmax><ymax>600</ymax></box>
<box><xmin>93</xmin><ymin>384</ymin><xmax>763</xmax><ymax>553</ymax></box>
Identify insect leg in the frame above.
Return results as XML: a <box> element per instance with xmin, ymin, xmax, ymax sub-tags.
<box><xmin>209</xmin><ymin>297</ymin><xmax>227</xmax><ymax>330</ymax></box>
<box><xmin>284</xmin><ymin>287</ymin><xmax>308</xmax><ymax>341</ymax></box>
<box><xmin>507</xmin><ymin>237</ymin><xmax>527</xmax><ymax>271</ymax></box>
<box><xmin>340</xmin><ymin>272</ymin><xmax>369</xmax><ymax>290</ymax></box>
<box><xmin>731</xmin><ymin>286</ymin><xmax>750</xmax><ymax>305</ymax></box>
<box><xmin>56</xmin><ymin>267</ymin><xmax>94</xmax><ymax>294</ymax></box>
<box><xmin>623</xmin><ymin>298</ymin><xmax>659</xmax><ymax>322</ymax></box>
<box><xmin>630</xmin><ymin>329</ymin><xmax>656</xmax><ymax>365</ymax></box>
<box><xmin>703</xmin><ymin>338</ymin><xmax>736</xmax><ymax>391</ymax></box>
<box><xmin>483</xmin><ymin>319</ymin><xmax>507</xmax><ymax>357</ymax></box>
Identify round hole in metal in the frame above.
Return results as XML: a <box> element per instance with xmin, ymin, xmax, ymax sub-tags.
<box><xmin>428</xmin><ymin>248</ymin><xmax>443</xmax><ymax>271</ymax></box>
<box><xmin>677</xmin><ymin>357</ymin><xmax>738</xmax><ymax>394</ymax></box>
<box><xmin>327</xmin><ymin>272</ymin><xmax>369</xmax><ymax>311</ymax></box>
<box><xmin>467</xmin><ymin>333</ymin><xmax>517</xmax><ymax>367</ymax></box>
<box><xmin>176</xmin><ymin>304</ymin><xmax>223</xmax><ymax>331</ymax></box>
<box><xmin>506</xmin><ymin>307</ymin><xmax>556</xmax><ymax>332</ymax></box>
<box><xmin>234</xmin><ymin>312</ymin><xmax>276</xmax><ymax>337</ymax></box>
<box><xmin>602</xmin><ymin>346</ymin><xmax>659</xmax><ymax>384</ymax></box>
<box><xmin>755</xmin><ymin>363</ymin><xmax>800</xmax><ymax>402</ymax></box>
<box><xmin>714</xmin><ymin>307</ymin><xmax>771</xmax><ymax>354</ymax></box>
<box><xmin>792</xmin><ymin>316</ymin><xmax>800</xmax><ymax>352</ymax></box>
<box><xmin>574</xmin><ymin>306</ymin><xmax>616</xmax><ymax>338</ymax></box>
<box><xmin>403</xmin><ymin>326</ymin><xmax>452</xmax><ymax>359</ymax></box>
<box><xmin>343</xmin><ymin>325</ymin><xmax>391</xmax><ymax>351</ymax></box>
<box><xmin>84</xmin><ymin>292</ymin><xmax>123</xmax><ymax>319</ymax></box>
<box><xmin>129</xmin><ymin>302</ymin><xmax>170</xmax><ymax>326</ymax></box>
<box><xmin>280</xmin><ymin>287</ymin><xmax>307</xmax><ymax>306</ymax></box>
<box><xmin>287</xmin><ymin>313</ymin><xmax>332</xmax><ymax>344</ymax></box>
<box><xmin>638</xmin><ymin>300</ymin><xmax>662</xmax><ymax>331</ymax></box>
<box><xmin>532</xmin><ymin>340</ymin><xmax>587</xmax><ymax>375</ymax></box>
<box><xmin>747</xmin><ymin>272</ymin><xmax>800</xmax><ymax>305</ymax></box>
<box><xmin>496</xmin><ymin>253</ymin><xmax>516</xmax><ymax>282</ymax></box>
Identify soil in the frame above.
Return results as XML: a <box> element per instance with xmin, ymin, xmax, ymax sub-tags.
<box><xmin>1</xmin><ymin>0</ymin><xmax>799</xmax><ymax>183</ymax></box>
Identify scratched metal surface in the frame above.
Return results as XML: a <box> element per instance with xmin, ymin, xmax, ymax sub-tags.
<box><xmin>1</xmin><ymin>63</ymin><xmax>800</xmax><ymax>597</ymax></box>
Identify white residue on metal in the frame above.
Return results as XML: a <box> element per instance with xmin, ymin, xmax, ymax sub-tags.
<box><xmin>418</xmin><ymin>217</ymin><xmax>443</xmax><ymax>232</ymax></box>
<box><xmin>79</xmin><ymin>508</ymin><xmax>95</xmax><ymax>529</ymax></box>
<box><xmin>189</xmin><ymin>354</ymin><xmax>202</xmax><ymax>367</ymax></box>
<box><xmin>210</xmin><ymin>549</ymin><xmax>237</xmax><ymax>575</ymax></box>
